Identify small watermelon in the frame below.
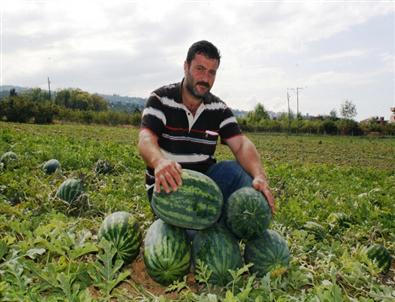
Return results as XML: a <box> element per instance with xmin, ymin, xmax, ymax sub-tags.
<box><xmin>303</xmin><ymin>221</ymin><xmax>326</xmax><ymax>240</ymax></box>
<box><xmin>192</xmin><ymin>224</ymin><xmax>243</xmax><ymax>285</ymax></box>
<box><xmin>151</xmin><ymin>169</ymin><xmax>223</xmax><ymax>230</ymax></box>
<box><xmin>226</xmin><ymin>187</ymin><xmax>271</xmax><ymax>240</ymax></box>
<box><xmin>366</xmin><ymin>244</ymin><xmax>392</xmax><ymax>273</ymax></box>
<box><xmin>0</xmin><ymin>151</ymin><xmax>17</xmax><ymax>167</ymax></box>
<box><xmin>94</xmin><ymin>159</ymin><xmax>113</xmax><ymax>175</ymax></box>
<box><xmin>244</xmin><ymin>229</ymin><xmax>290</xmax><ymax>277</ymax></box>
<box><xmin>144</xmin><ymin>219</ymin><xmax>191</xmax><ymax>285</ymax></box>
<box><xmin>56</xmin><ymin>178</ymin><xmax>83</xmax><ymax>203</ymax></box>
<box><xmin>43</xmin><ymin>159</ymin><xmax>60</xmax><ymax>174</ymax></box>
<box><xmin>98</xmin><ymin>211</ymin><xmax>142</xmax><ymax>264</ymax></box>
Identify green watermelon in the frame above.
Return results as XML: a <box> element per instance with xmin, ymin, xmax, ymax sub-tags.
<box><xmin>43</xmin><ymin>159</ymin><xmax>60</xmax><ymax>174</ymax></box>
<box><xmin>244</xmin><ymin>229</ymin><xmax>290</xmax><ymax>277</ymax></box>
<box><xmin>151</xmin><ymin>169</ymin><xmax>223</xmax><ymax>230</ymax></box>
<box><xmin>94</xmin><ymin>159</ymin><xmax>113</xmax><ymax>175</ymax></box>
<box><xmin>192</xmin><ymin>224</ymin><xmax>243</xmax><ymax>285</ymax></box>
<box><xmin>366</xmin><ymin>244</ymin><xmax>392</xmax><ymax>273</ymax></box>
<box><xmin>98</xmin><ymin>211</ymin><xmax>142</xmax><ymax>264</ymax></box>
<box><xmin>226</xmin><ymin>187</ymin><xmax>271</xmax><ymax>240</ymax></box>
<box><xmin>303</xmin><ymin>221</ymin><xmax>326</xmax><ymax>240</ymax></box>
<box><xmin>0</xmin><ymin>151</ymin><xmax>17</xmax><ymax>167</ymax></box>
<box><xmin>144</xmin><ymin>219</ymin><xmax>191</xmax><ymax>285</ymax></box>
<box><xmin>327</xmin><ymin>212</ymin><xmax>351</xmax><ymax>228</ymax></box>
<box><xmin>56</xmin><ymin>178</ymin><xmax>83</xmax><ymax>203</ymax></box>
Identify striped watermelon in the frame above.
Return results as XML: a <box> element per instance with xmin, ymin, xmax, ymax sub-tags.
<box><xmin>244</xmin><ymin>229</ymin><xmax>290</xmax><ymax>277</ymax></box>
<box><xmin>366</xmin><ymin>244</ymin><xmax>392</xmax><ymax>273</ymax></box>
<box><xmin>151</xmin><ymin>169</ymin><xmax>223</xmax><ymax>230</ymax></box>
<box><xmin>43</xmin><ymin>159</ymin><xmax>60</xmax><ymax>174</ymax></box>
<box><xmin>98</xmin><ymin>211</ymin><xmax>142</xmax><ymax>264</ymax></box>
<box><xmin>226</xmin><ymin>187</ymin><xmax>271</xmax><ymax>240</ymax></box>
<box><xmin>192</xmin><ymin>224</ymin><xmax>243</xmax><ymax>285</ymax></box>
<box><xmin>144</xmin><ymin>219</ymin><xmax>191</xmax><ymax>285</ymax></box>
<box><xmin>56</xmin><ymin>178</ymin><xmax>83</xmax><ymax>203</ymax></box>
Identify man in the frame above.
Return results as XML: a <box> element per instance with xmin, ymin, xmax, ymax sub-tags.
<box><xmin>138</xmin><ymin>40</ymin><xmax>275</xmax><ymax>213</ymax></box>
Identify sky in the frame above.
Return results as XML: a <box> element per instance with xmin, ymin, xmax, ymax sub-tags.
<box><xmin>1</xmin><ymin>0</ymin><xmax>394</xmax><ymax>121</ymax></box>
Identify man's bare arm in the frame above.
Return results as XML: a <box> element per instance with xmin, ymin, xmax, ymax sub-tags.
<box><xmin>226</xmin><ymin>135</ymin><xmax>275</xmax><ymax>213</ymax></box>
<box><xmin>138</xmin><ymin>128</ymin><xmax>182</xmax><ymax>193</ymax></box>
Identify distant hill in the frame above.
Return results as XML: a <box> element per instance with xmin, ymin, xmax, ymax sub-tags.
<box><xmin>0</xmin><ymin>85</ymin><xmax>250</xmax><ymax>116</ymax></box>
<box><xmin>0</xmin><ymin>85</ymin><xmax>30</xmax><ymax>98</ymax></box>
<box><xmin>99</xmin><ymin>94</ymin><xmax>146</xmax><ymax>113</ymax></box>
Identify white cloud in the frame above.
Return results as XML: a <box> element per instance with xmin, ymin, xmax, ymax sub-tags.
<box><xmin>1</xmin><ymin>0</ymin><xmax>394</xmax><ymax>120</ymax></box>
<box><xmin>311</xmin><ymin>49</ymin><xmax>369</xmax><ymax>62</ymax></box>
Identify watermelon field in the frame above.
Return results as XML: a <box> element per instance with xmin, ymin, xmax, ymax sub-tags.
<box><xmin>0</xmin><ymin>121</ymin><xmax>394</xmax><ymax>301</ymax></box>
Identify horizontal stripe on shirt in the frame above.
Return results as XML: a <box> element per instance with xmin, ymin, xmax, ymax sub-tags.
<box><xmin>161</xmin><ymin>133</ymin><xmax>217</xmax><ymax>145</ymax></box>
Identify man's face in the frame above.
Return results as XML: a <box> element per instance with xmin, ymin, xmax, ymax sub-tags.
<box><xmin>184</xmin><ymin>53</ymin><xmax>219</xmax><ymax>98</ymax></box>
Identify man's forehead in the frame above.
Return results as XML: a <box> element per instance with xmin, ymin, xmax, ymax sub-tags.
<box><xmin>190</xmin><ymin>53</ymin><xmax>219</xmax><ymax>67</ymax></box>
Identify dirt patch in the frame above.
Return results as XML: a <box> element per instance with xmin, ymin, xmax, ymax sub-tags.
<box><xmin>125</xmin><ymin>256</ymin><xmax>201</xmax><ymax>299</ymax></box>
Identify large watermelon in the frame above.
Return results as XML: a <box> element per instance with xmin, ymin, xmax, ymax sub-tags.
<box><xmin>98</xmin><ymin>211</ymin><xmax>142</xmax><ymax>264</ymax></box>
<box><xmin>151</xmin><ymin>169</ymin><xmax>223</xmax><ymax>230</ymax></box>
<box><xmin>244</xmin><ymin>229</ymin><xmax>290</xmax><ymax>277</ymax></box>
<box><xmin>144</xmin><ymin>219</ymin><xmax>191</xmax><ymax>285</ymax></box>
<box><xmin>366</xmin><ymin>244</ymin><xmax>392</xmax><ymax>273</ymax></box>
<box><xmin>56</xmin><ymin>178</ymin><xmax>83</xmax><ymax>203</ymax></box>
<box><xmin>226</xmin><ymin>187</ymin><xmax>271</xmax><ymax>240</ymax></box>
<box><xmin>43</xmin><ymin>159</ymin><xmax>60</xmax><ymax>174</ymax></box>
<box><xmin>192</xmin><ymin>224</ymin><xmax>243</xmax><ymax>286</ymax></box>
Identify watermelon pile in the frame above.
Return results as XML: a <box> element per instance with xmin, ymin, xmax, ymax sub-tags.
<box><xmin>141</xmin><ymin>169</ymin><xmax>290</xmax><ymax>286</ymax></box>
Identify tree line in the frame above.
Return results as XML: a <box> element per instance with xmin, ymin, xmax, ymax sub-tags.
<box><xmin>0</xmin><ymin>88</ymin><xmax>141</xmax><ymax>126</ymax></box>
<box><xmin>238</xmin><ymin>102</ymin><xmax>395</xmax><ymax>136</ymax></box>
<box><xmin>0</xmin><ymin>88</ymin><xmax>393</xmax><ymax>136</ymax></box>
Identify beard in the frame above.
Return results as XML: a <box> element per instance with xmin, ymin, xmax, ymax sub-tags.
<box><xmin>185</xmin><ymin>72</ymin><xmax>211</xmax><ymax>99</ymax></box>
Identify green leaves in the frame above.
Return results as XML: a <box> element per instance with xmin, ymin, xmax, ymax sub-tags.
<box><xmin>88</xmin><ymin>240</ymin><xmax>130</xmax><ymax>300</ymax></box>
<box><xmin>1</xmin><ymin>122</ymin><xmax>394</xmax><ymax>301</ymax></box>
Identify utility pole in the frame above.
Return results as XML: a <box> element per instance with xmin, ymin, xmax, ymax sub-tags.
<box><xmin>286</xmin><ymin>88</ymin><xmax>292</xmax><ymax>134</ymax></box>
<box><xmin>296</xmin><ymin>87</ymin><xmax>303</xmax><ymax>118</ymax></box>
<box><xmin>47</xmin><ymin>76</ymin><xmax>51</xmax><ymax>100</ymax></box>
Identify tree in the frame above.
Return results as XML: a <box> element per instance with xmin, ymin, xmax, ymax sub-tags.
<box><xmin>247</xmin><ymin>103</ymin><xmax>270</xmax><ymax>122</ymax></box>
<box><xmin>329</xmin><ymin>109</ymin><xmax>337</xmax><ymax>120</ymax></box>
<box><xmin>340</xmin><ymin>100</ymin><xmax>357</xmax><ymax>120</ymax></box>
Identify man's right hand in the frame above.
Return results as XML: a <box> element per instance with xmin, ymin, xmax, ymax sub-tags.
<box><xmin>154</xmin><ymin>159</ymin><xmax>183</xmax><ymax>194</ymax></box>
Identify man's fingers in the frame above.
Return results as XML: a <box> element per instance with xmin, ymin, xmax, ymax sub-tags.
<box><xmin>252</xmin><ymin>179</ymin><xmax>276</xmax><ymax>215</ymax></box>
<box><xmin>157</xmin><ymin>174</ymin><xmax>171</xmax><ymax>193</ymax></box>
<box><xmin>164</xmin><ymin>171</ymin><xmax>179</xmax><ymax>191</ymax></box>
<box><xmin>170</xmin><ymin>165</ymin><xmax>183</xmax><ymax>186</ymax></box>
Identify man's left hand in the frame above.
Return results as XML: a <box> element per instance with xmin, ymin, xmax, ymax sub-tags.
<box><xmin>252</xmin><ymin>177</ymin><xmax>276</xmax><ymax>214</ymax></box>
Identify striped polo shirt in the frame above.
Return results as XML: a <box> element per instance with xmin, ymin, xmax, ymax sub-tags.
<box><xmin>141</xmin><ymin>80</ymin><xmax>242</xmax><ymax>189</ymax></box>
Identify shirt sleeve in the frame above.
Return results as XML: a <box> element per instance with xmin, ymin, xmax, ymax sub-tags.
<box><xmin>140</xmin><ymin>93</ymin><xmax>166</xmax><ymax>136</ymax></box>
<box><xmin>218</xmin><ymin>106</ymin><xmax>242</xmax><ymax>143</ymax></box>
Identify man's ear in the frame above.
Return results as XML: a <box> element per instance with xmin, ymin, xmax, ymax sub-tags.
<box><xmin>184</xmin><ymin>61</ymin><xmax>189</xmax><ymax>74</ymax></box>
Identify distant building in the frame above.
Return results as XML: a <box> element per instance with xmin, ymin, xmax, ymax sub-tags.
<box><xmin>391</xmin><ymin>107</ymin><xmax>395</xmax><ymax>123</ymax></box>
<box><xmin>361</xmin><ymin>116</ymin><xmax>387</xmax><ymax>125</ymax></box>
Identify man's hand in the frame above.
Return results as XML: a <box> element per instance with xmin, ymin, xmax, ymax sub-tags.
<box><xmin>252</xmin><ymin>176</ymin><xmax>276</xmax><ymax>214</ymax></box>
<box><xmin>154</xmin><ymin>159</ymin><xmax>183</xmax><ymax>194</ymax></box>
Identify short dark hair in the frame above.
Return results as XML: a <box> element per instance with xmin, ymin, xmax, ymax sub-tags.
<box><xmin>186</xmin><ymin>40</ymin><xmax>221</xmax><ymax>65</ymax></box>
